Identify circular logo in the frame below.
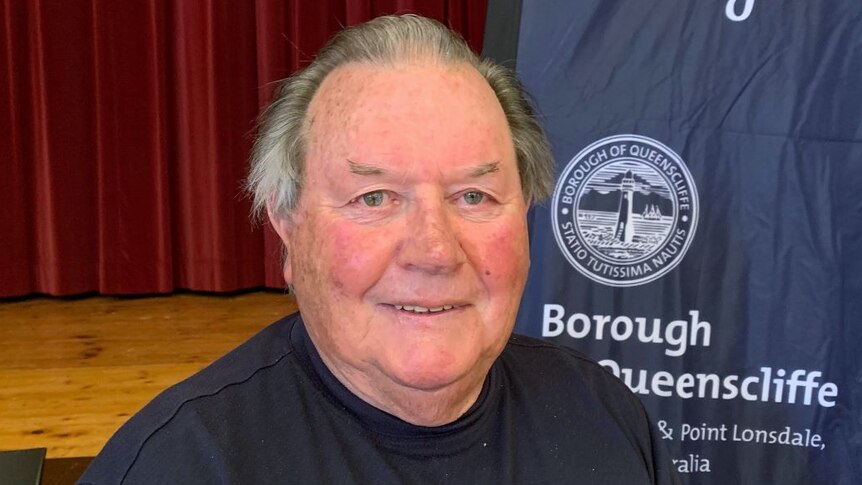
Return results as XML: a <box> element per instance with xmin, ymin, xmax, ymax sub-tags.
<box><xmin>552</xmin><ymin>134</ymin><xmax>699</xmax><ymax>286</ymax></box>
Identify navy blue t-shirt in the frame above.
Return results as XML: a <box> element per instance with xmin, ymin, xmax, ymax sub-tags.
<box><xmin>79</xmin><ymin>313</ymin><xmax>679</xmax><ymax>484</ymax></box>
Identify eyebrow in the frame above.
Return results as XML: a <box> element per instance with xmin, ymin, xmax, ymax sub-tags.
<box><xmin>347</xmin><ymin>159</ymin><xmax>501</xmax><ymax>178</ymax></box>
<box><xmin>468</xmin><ymin>162</ymin><xmax>500</xmax><ymax>178</ymax></box>
<box><xmin>347</xmin><ymin>160</ymin><xmax>387</xmax><ymax>176</ymax></box>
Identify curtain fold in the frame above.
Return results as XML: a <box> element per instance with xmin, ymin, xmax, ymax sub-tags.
<box><xmin>1</xmin><ymin>0</ymin><xmax>488</xmax><ymax>297</ymax></box>
<box><xmin>94</xmin><ymin>0</ymin><xmax>172</xmax><ymax>294</ymax></box>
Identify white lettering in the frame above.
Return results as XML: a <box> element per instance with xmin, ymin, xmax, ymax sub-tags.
<box><xmin>540</xmin><ymin>305</ymin><xmax>712</xmax><ymax>356</ymax></box>
<box><xmin>541</xmin><ymin>304</ymin><xmax>565</xmax><ymax>337</ymax></box>
<box><xmin>725</xmin><ymin>0</ymin><xmax>755</xmax><ymax>22</ymax></box>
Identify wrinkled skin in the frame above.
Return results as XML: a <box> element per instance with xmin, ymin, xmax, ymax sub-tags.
<box><xmin>269</xmin><ymin>60</ymin><xmax>530</xmax><ymax>426</ymax></box>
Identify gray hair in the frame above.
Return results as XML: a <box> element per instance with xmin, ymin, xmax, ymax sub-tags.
<box><xmin>247</xmin><ymin>14</ymin><xmax>554</xmax><ymax>219</ymax></box>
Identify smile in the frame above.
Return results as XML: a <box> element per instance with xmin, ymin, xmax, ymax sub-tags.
<box><xmin>394</xmin><ymin>304</ymin><xmax>455</xmax><ymax>314</ymax></box>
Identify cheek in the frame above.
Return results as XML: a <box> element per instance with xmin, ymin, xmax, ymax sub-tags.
<box><xmin>322</xmin><ymin>222</ymin><xmax>394</xmax><ymax>295</ymax></box>
<box><xmin>472</xmin><ymin>219</ymin><xmax>530</xmax><ymax>285</ymax></box>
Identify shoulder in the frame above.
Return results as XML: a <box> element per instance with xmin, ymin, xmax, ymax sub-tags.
<box><xmin>504</xmin><ymin>332</ymin><xmax>601</xmax><ymax>366</ymax></box>
<box><xmin>78</xmin><ymin>313</ymin><xmax>301</xmax><ymax>485</ymax></box>
<box><xmin>502</xmin><ymin>332</ymin><xmax>628</xmax><ymax>388</ymax></box>
<box><xmin>501</xmin><ymin>333</ymin><xmax>649</xmax><ymax>427</ymax></box>
<box><xmin>499</xmin><ymin>334</ymin><xmax>679</xmax><ymax>484</ymax></box>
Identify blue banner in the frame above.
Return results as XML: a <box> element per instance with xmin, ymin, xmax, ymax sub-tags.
<box><xmin>504</xmin><ymin>1</ymin><xmax>862</xmax><ymax>483</ymax></box>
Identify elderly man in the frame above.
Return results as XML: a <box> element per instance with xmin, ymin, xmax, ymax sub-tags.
<box><xmin>80</xmin><ymin>15</ymin><xmax>678</xmax><ymax>484</ymax></box>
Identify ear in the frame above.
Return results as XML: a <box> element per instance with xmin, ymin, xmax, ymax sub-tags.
<box><xmin>267</xmin><ymin>204</ymin><xmax>295</xmax><ymax>285</ymax></box>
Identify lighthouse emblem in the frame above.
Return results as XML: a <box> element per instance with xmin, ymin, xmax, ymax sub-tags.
<box><xmin>552</xmin><ymin>134</ymin><xmax>699</xmax><ymax>286</ymax></box>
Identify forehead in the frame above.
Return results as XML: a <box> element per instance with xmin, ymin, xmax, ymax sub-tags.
<box><xmin>303</xmin><ymin>60</ymin><xmax>514</xmax><ymax>169</ymax></box>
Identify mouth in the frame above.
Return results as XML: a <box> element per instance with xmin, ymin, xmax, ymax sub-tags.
<box><xmin>393</xmin><ymin>304</ymin><xmax>456</xmax><ymax>314</ymax></box>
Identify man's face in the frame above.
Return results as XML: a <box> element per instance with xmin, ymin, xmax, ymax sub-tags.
<box><xmin>271</xmin><ymin>61</ymin><xmax>530</xmax><ymax>417</ymax></box>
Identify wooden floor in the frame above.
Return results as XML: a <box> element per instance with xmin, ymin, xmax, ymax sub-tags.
<box><xmin>0</xmin><ymin>291</ymin><xmax>297</xmax><ymax>458</ymax></box>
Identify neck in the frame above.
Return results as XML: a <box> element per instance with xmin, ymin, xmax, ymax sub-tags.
<box><xmin>316</xmin><ymin>348</ymin><xmax>488</xmax><ymax>427</ymax></box>
<box><xmin>343</xmin><ymin>367</ymin><xmax>486</xmax><ymax>426</ymax></box>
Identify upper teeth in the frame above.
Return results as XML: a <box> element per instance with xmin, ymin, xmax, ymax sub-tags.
<box><xmin>395</xmin><ymin>305</ymin><xmax>455</xmax><ymax>313</ymax></box>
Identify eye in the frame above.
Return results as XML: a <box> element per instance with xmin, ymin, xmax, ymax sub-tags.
<box><xmin>362</xmin><ymin>191</ymin><xmax>384</xmax><ymax>206</ymax></box>
<box><xmin>356</xmin><ymin>191</ymin><xmax>386</xmax><ymax>207</ymax></box>
<box><xmin>462</xmin><ymin>191</ymin><xmax>485</xmax><ymax>205</ymax></box>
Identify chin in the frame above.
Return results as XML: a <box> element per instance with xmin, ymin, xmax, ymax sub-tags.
<box><xmin>384</xmin><ymin>351</ymin><xmax>479</xmax><ymax>392</ymax></box>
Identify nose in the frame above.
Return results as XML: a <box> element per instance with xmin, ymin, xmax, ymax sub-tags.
<box><xmin>396</xmin><ymin>199</ymin><xmax>465</xmax><ymax>274</ymax></box>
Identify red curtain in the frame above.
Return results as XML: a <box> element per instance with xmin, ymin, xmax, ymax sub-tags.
<box><xmin>0</xmin><ymin>0</ymin><xmax>488</xmax><ymax>297</ymax></box>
